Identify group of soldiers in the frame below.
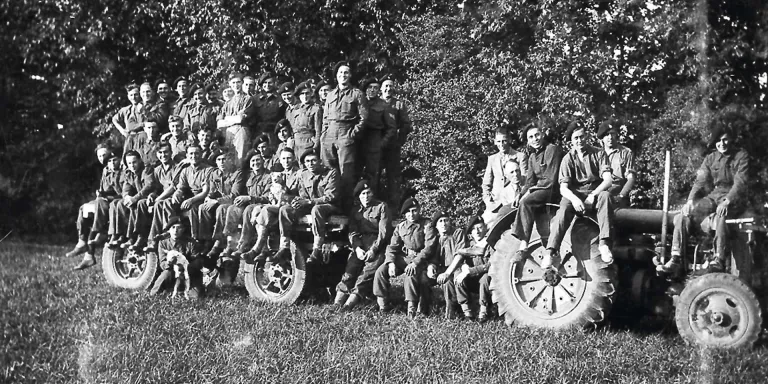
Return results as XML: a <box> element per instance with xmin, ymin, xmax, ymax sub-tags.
<box><xmin>65</xmin><ymin>61</ymin><xmax>750</xmax><ymax>319</ymax></box>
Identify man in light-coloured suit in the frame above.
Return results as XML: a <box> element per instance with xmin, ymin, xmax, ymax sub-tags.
<box><xmin>482</xmin><ymin>128</ymin><xmax>526</xmax><ymax>213</ymax></box>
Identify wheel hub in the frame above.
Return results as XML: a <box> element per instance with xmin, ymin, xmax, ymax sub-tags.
<box><xmin>257</xmin><ymin>262</ymin><xmax>294</xmax><ymax>296</ymax></box>
<box><xmin>543</xmin><ymin>269</ymin><xmax>561</xmax><ymax>286</ymax></box>
<box><xmin>690</xmin><ymin>291</ymin><xmax>743</xmax><ymax>340</ymax></box>
<box><xmin>115</xmin><ymin>249</ymin><xmax>146</xmax><ymax>279</ymax></box>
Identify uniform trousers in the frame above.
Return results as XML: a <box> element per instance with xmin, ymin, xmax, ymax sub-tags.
<box><xmin>546</xmin><ymin>191</ymin><xmax>612</xmax><ymax>251</ymax></box>
<box><xmin>380</xmin><ymin>144</ymin><xmax>403</xmax><ymax>207</ymax></box>
<box><xmin>337</xmin><ymin>234</ymin><xmax>385</xmax><ymax>298</ymax></box>
<box><xmin>373</xmin><ymin>254</ymin><xmax>431</xmax><ymax>303</ymax></box>
<box><xmin>278</xmin><ymin>203</ymin><xmax>338</xmax><ymax>244</ymax></box>
<box><xmin>356</xmin><ymin>129</ymin><xmax>383</xmax><ymax>192</ymax></box>
<box><xmin>320</xmin><ymin>122</ymin><xmax>357</xmax><ymax>208</ymax></box>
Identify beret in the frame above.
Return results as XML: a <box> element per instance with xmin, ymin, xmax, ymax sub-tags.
<box><xmin>333</xmin><ymin>61</ymin><xmax>352</xmax><ymax>76</ymax></box>
<box><xmin>173</xmin><ymin>76</ymin><xmax>188</xmax><ymax>88</ymax></box>
<box><xmin>361</xmin><ymin>77</ymin><xmax>380</xmax><ymax>91</ymax></box>
<box><xmin>270</xmin><ymin>162</ymin><xmax>285</xmax><ymax>172</ymax></box>
<box><xmin>228</xmin><ymin>72</ymin><xmax>243</xmax><ymax>81</ymax></box>
<box><xmin>353</xmin><ymin>180</ymin><xmax>373</xmax><ymax>198</ymax></box>
<box><xmin>299</xmin><ymin>149</ymin><xmax>319</xmax><ymax>163</ymax></box>
<box><xmin>430</xmin><ymin>210</ymin><xmax>449</xmax><ymax>227</ymax></box>
<box><xmin>597</xmin><ymin>119</ymin><xmax>619</xmax><ymax>139</ymax></box>
<box><xmin>564</xmin><ymin>120</ymin><xmax>584</xmax><ymax>140</ymax></box>
<box><xmin>153</xmin><ymin>78</ymin><xmax>169</xmax><ymax>89</ymax></box>
<box><xmin>278</xmin><ymin>82</ymin><xmax>295</xmax><ymax>95</ymax></box>
<box><xmin>204</xmin><ymin>83</ymin><xmax>218</xmax><ymax>93</ymax></box>
<box><xmin>293</xmin><ymin>81</ymin><xmax>310</xmax><ymax>97</ymax></box>
<box><xmin>400</xmin><ymin>197</ymin><xmax>419</xmax><ymax>216</ymax></box>
<box><xmin>380</xmin><ymin>73</ymin><xmax>397</xmax><ymax>84</ymax></box>
<box><xmin>163</xmin><ymin>216</ymin><xmax>188</xmax><ymax>232</ymax></box>
<box><xmin>258</xmin><ymin>72</ymin><xmax>276</xmax><ymax>84</ymax></box>
<box><xmin>274</xmin><ymin>119</ymin><xmax>292</xmax><ymax>134</ymax></box>
<box><xmin>253</xmin><ymin>133</ymin><xmax>271</xmax><ymax>146</ymax></box>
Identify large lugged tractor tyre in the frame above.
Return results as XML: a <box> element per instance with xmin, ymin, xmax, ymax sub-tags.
<box><xmin>675</xmin><ymin>273</ymin><xmax>762</xmax><ymax>349</ymax></box>
<box><xmin>489</xmin><ymin>218</ymin><xmax>617</xmax><ymax>330</ymax></box>
<box><xmin>244</xmin><ymin>240</ymin><xmax>308</xmax><ymax>304</ymax></box>
<box><xmin>102</xmin><ymin>246</ymin><xmax>159</xmax><ymax>290</ymax></box>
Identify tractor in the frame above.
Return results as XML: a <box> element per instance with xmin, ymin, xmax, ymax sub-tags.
<box><xmin>486</xmin><ymin>204</ymin><xmax>766</xmax><ymax>349</ymax></box>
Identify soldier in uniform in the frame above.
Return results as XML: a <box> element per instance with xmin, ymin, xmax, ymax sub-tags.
<box><xmin>334</xmin><ymin>181</ymin><xmax>392</xmax><ymax>309</ymax></box>
<box><xmin>511</xmin><ymin>123</ymin><xmax>564</xmax><ymax>260</ymax></box>
<box><xmin>67</xmin><ymin>145</ymin><xmax>113</xmax><ymax>261</ymax></box>
<box><xmin>138</xmin><ymin>82</ymin><xmax>170</xmax><ymax>132</ymax></box>
<box><xmin>222</xmin><ymin>151</ymin><xmax>272</xmax><ymax>259</ymax></box>
<box><xmin>454</xmin><ymin>216</ymin><xmax>493</xmax><ymax>322</ymax></box>
<box><xmin>254</xmin><ymin>72</ymin><xmax>284</xmax><ymax>141</ymax></box>
<box><xmin>125</xmin><ymin>118</ymin><xmax>162</xmax><ymax>166</ymax></box>
<box><xmin>166</xmin><ymin>143</ymin><xmax>212</xmax><ymax>242</ymax></box>
<box><xmin>358</xmin><ymin>77</ymin><xmax>396</xmax><ymax>192</ymax></box>
<box><xmin>145</xmin><ymin>143</ymin><xmax>182</xmax><ymax>252</ymax></box>
<box><xmin>432</xmin><ymin>211</ymin><xmax>467</xmax><ymax>319</ymax></box>
<box><xmin>205</xmin><ymin>84</ymin><xmax>223</xmax><ymax>113</ymax></box>
<box><xmin>661</xmin><ymin>126</ymin><xmax>750</xmax><ymax>275</ymax></box>
<box><xmin>166</xmin><ymin>115</ymin><xmax>190</xmax><ymax>162</ymax></box>
<box><xmin>171</xmin><ymin>76</ymin><xmax>193</xmax><ymax>119</ymax></box>
<box><xmin>217</xmin><ymin>72</ymin><xmax>255</xmax><ymax>161</ymax></box>
<box><xmin>199</xmin><ymin>150</ymin><xmax>244</xmax><ymax>254</ymax></box>
<box><xmin>242</xmin><ymin>76</ymin><xmax>257</xmax><ymax>97</ymax></box>
<box><xmin>320</xmin><ymin>62</ymin><xmax>369</xmax><ymax>209</ymax></box>
<box><xmin>253</xmin><ymin>133</ymin><xmax>278</xmax><ymax>170</ymax></box>
<box><xmin>155</xmin><ymin>79</ymin><xmax>175</xmax><ymax>107</ymax></box>
<box><xmin>108</xmin><ymin>150</ymin><xmax>155</xmax><ymax>249</ymax></box>
<box><xmin>274</xmin><ymin>150</ymin><xmax>340</xmax><ymax>264</ymax></box>
<box><xmin>542</xmin><ymin>122</ymin><xmax>614</xmax><ymax>269</ymax></box>
<box><xmin>380</xmin><ymin>75</ymin><xmax>411</xmax><ymax>207</ymax></box>
<box><xmin>373</xmin><ymin>198</ymin><xmax>437</xmax><ymax>317</ymax></box>
<box><xmin>278</xmin><ymin>82</ymin><xmax>297</xmax><ymax>108</ymax></box>
<box><xmin>598</xmin><ymin>119</ymin><xmax>635</xmax><ymax>208</ymax></box>
<box><xmin>285</xmin><ymin>82</ymin><xmax>320</xmax><ymax>156</ymax></box>
<box><xmin>74</xmin><ymin>152</ymin><xmax>122</xmax><ymax>270</ymax></box>
<box><xmin>273</xmin><ymin>119</ymin><xmax>294</xmax><ymax>164</ymax></box>
<box><xmin>184</xmin><ymin>84</ymin><xmax>218</xmax><ymax>140</ymax></box>
<box><xmin>112</xmin><ymin>83</ymin><xmax>143</xmax><ymax>137</ymax></box>
<box><xmin>148</xmin><ymin>216</ymin><xmax>206</xmax><ymax>299</ymax></box>
<box><xmin>313</xmin><ymin>80</ymin><xmax>332</xmax><ymax>154</ymax></box>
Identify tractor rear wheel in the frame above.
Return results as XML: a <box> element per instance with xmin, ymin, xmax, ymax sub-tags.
<box><xmin>675</xmin><ymin>272</ymin><xmax>762</xmax><ymax>349</ymax></box>
<box><xmin>244</xmin><ymin>240</ymin><xmax>308</xmax><ymax>304</ymax></box>
<box><xmin>489</xmin><ymin>219</ymin><xmax>617</xmax><ymax>329</ymax></box>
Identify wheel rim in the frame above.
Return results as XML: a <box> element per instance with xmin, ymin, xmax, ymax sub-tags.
<box><xmin>687</xmin><ymin>288</ymin><xmax>750</xmax><ymax>344</ymax></box>
<box><xmin>511</xmin><ymin>243</ymin><xmax>587</xmax><ymax>320</ymax></box>
<box><xmin>114</xmin><ymin>249</ymin><xmax>147</xmax><ymax>280</ymax></box>
<box><xmin>252</xmin><ymin>261</ymin><xmax>295</xmax><ymax>298</ymax></box>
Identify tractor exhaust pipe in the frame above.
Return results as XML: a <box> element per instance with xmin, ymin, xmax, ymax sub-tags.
<box><xmin>660</xmin><ymin>151</ymin><xmax>671</xmax><ymax>263</ymax></box>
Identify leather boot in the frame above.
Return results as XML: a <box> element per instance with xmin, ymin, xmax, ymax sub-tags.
<box><xmin>74</xmin><ymin>252</ymin><xmax>96</xmax><ymax>270</ymax></box>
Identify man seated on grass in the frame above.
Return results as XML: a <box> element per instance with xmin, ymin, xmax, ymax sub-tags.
<box><xmin>454</xmin><ymin>216</ymin><xmax>493</xmax><ymax>323</ymax></box>
<box><xmin>107</xmin><ymin>150</ymin><xmax>155</xmax><ymax>250</ymax></box>
<box><xmin>68</xmin><ymin>145</ymin><xmax>115</xmax><ymax>265</ymax></box>
<box><xmin>541</xmin><ymin>122</ymin><xmax>614</xmax><ymax>270</ymax></box>
<box><xmin>149</xmin><ymin>216</ymin><xmax>205</xmax><ymax>299</ymax></box>
<box><xmin>274</xmin><ymin>150</ymin><xmax>340</xmax><ymax>264</ymax></box>
<box><xmin>373</xmin><ymin>198</ymin><xmax>437</xmax><ymax>317</ymax></box>
<box><xmin>432</xmin><ymin>210</ymin><xmax>466</xmax><ymax>319</ymax></box>
<box><xmin>334</xmin><ymin>181</ymin><xmax>392</xmax><ymax>309</ymax></box>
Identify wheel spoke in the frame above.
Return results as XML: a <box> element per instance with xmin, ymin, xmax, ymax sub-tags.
<box><xmin>523</xmin><ymin>283</ymin><xmax>547</xmax><ymax>308</ymax></box>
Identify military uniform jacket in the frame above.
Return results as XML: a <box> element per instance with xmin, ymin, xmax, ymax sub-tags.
<box><xmin>122</xmin><ymin>166</ymin><xmax>157</xmax><ymax>199</ymax></box>
<box><xmin>166</xmin><ymin>135</ymin><xmax>190</xmax><ymax>163</ymax></box>
<box><xmin>348</xmin><ymin>200</ymin><xmax>391</xmax><ymax>254</ymax></box>
<box><xmin>689</xmin><ymin>149</ymin><xmax>749</xmax><ymax>204</ymax></box>
<box><xmin>218</xmin><ymin>93</ymin><xmax>255</xmax><ymax>129</ymax></box>
<box><xmin>184</xmin><ymin>103</ymin><xmax>217</xmax><ymax>134</ymax></box>
<box><xmin>174</xmin><ymin>163</ymin><xmax>212</xmax><ymax>200</ymax></box>
<box><xmin>364</xmin><ymin>98</ymin><xmax>397</xmax><ymax>146</ymax></box>
<box><xmin>245</xmin><ymin>169</ymin><xmax>272</xmax><ymax>204</ymax></box>
<box><xmin>158</xmin><ymin>237</ymin><xmax>194</xmax><ymax>269</ymax></box>
<box><xmin>208</xmin><ymin>168</ymin><xmax>245</xmax><ymax>203</ymax></box>
<box><xmin>139</xmin><ymin>98</ymin><xmax>170</xmax><ymax>130</ymax></box>
<box><xmin>559</xmin><ymin>145</ymin><xmax>612</xmax><ymax>194</ymax></box>
<box><xmin>254</xmin><ymin>93</ymin><xmax>284</xmax><ymax>126</ymax></box>
<box><xmin>151</xmin><ymin>161</ymin><xmax>181</xmax><ymax>196</ymax></box>
<box><xmin>438</xmin><ymin>228</ymin><xmax>466</xmax><ymax>268</ymax></box>
<box><xmin>114</xmin><ymin>104</ymin><xmax>143</xmax><ymax>134</ymax></box>
<box><xmin>297</xmin><ymin>167</ymin><xmax>339</xmax><ymax>206</ymax></box>
<box><xmin>322</xmin><ymin>86</ymin><xmax>369</xmax><ymax>139</ymax></box>
<box><xmin>98</xmin><ymin>167</ymin><xmax>123</xmax><ymax>201</ymax></box>
<box><xmin>385</xmin><ymin>220</ymin><xmax>434</xmax><ymax>266</ymax></box>
<box><xmin>172</xmin><ymin>96</ymin><xmax>194</xmax><ymax>120</ymax></box>
<box><xmin>276</xmin><ymin>165</ymin><xmax>302</xmax><ymax>197</ymax></box>
<box><xmin>384</xmin><ymin>97</ymin><xmax>412</xmax><ymax>146</ymax></box>
<box><xmin>286</xmin><ymin>103</ymin><xmax>320</xmax><ymax>138</ymax></box>
<box><xmin>464</xmin><ymin>238</ymin><xmax>491</xmax><ymax>277</ymax></box>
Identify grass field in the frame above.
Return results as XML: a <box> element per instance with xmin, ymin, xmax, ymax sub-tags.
<box><xmin>2</xmin><ymin>240</ymin><xmax>768</xmax><ymax>384</ymax></box>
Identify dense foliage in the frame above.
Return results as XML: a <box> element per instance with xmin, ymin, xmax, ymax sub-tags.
<box><xmin>1</xmin><ymin>0</ymin><xmax>766</xmax><ymax>236</ymax></box>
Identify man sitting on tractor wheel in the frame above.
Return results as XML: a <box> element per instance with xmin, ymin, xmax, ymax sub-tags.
<box><xmin>274</xmin><ymin>150</ymin><xmax>340</xmax><ymax>264</ymax></box>
<box><xmin>660</xmin><ymin>125</ymin><xmax>750</xmax><ymax>275</ymax></box>
<box><xmin>597</xmin><ymin>119</ymin><xmax>636</xmax><ymax>209</ymax></box>
<box><xmin>542</xmin><ymin>122</ymin><xmax>614</xmax><ymax>270</ymax></box>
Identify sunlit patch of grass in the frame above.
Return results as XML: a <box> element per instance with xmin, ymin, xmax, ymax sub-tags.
<box><xmin>2</xmin><ymin>241</ymin><xmax>768</xmax><ymax>383</ymax></box>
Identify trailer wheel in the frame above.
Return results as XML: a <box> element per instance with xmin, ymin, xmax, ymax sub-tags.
<box><xmin>102</xmin><ymin>246</ymin><xmax>159</xmax><ymax>290</ymax></box>
<box><xmin>244</xmin><ymin>241</ymin><xmax>307</xmax><ymax>304</ymax></box>
<box><xmin>675</xmin><ymin>273</ymin><xmax>762</xmax><ymax>349</ymax></box>
<box><xmin>489</xmin><ymin>219</ymin><xmax>617</xmax><ymax>329</ymax></box>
